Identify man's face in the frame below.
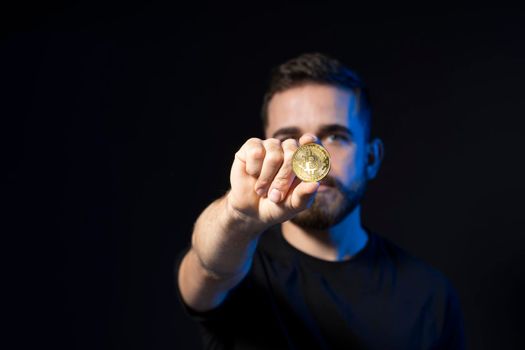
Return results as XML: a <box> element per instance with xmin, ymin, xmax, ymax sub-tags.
<box><xmin>265</xmin><ymin>83</ymin><xmax>370</xmax><ymax>230</ymax></box>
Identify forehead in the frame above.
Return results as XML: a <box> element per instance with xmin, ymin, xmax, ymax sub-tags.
<box><xmin>266</xmin><ymin>83</ymin><xmax>360</xmax><ymax>136</ymax></box>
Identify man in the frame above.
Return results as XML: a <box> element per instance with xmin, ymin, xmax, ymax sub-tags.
<box><xmin>176</xmin><ymin>52</ymin><xmax>466</xmax><ymax>349</ymax></box>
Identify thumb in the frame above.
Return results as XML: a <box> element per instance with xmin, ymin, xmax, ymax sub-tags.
<box><xmin>288</xmin><ymin>180</ymin><xmax>320</xmax><ymax>211</ymax></box>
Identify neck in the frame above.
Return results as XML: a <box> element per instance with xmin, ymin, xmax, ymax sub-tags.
<box><xmin>281</xmin><ymin>205</ymin><xmax>368</xmax><ymax>262</ymax></box>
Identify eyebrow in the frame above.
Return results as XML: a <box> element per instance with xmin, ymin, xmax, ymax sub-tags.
<box><xmin>271</xmin><ymin>124</ymin><xmax>354</xmax><ymax>139</ymax></box>
<box><xmin>272</xmin><ymin>127</ymin><xmax>301</xmax><ymax>139</ymax></box>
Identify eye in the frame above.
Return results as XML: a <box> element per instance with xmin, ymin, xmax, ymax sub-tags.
<box><xmin>276</xmin><ymin>135</ymin><xmax>299</xmax><ymax>142</ymax></box>
<box><xmin>323</xmin><ymin>134</ymin><xmax>350</xmax><ymax>144</ymax></box>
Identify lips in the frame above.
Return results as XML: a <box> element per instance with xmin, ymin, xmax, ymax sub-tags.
<box><xmin>318</xmin><ymin>183</ymin><xmax>334</xmax><ymax>192</ymax></box>
<box><xmin>317</xmin><ymin>176</ymin><xmax>338</xmax><ymax>192</ymax></box>
<box><xmin>319</xmin><ymin>178</ymin><xmax>336</xmax><ymax>187</ymax></box>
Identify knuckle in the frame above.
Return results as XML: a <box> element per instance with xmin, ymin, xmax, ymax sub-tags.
<box><xmin>272</xmin><ymin>176</ymin><xmax>290</xmax><ymax>189</ymax></box>
<box><xmin>240</xmin><ymin>138</ymin><xmax>261</xmax><ymax>152</ymax></box>
<box><xmin>245</xmin><ymin>165</ymin><xmax>260</xmax><ymax>176</ymax></box>
<box><xmin>234</xmin><ymin>150</ymin><xmax>245</xmax><ymax>162</ymax></box>
<box><xmin>282</xmin><ymin>138</ymin><xmax>298</xmax><ymax>149</ymax></box>
<box><xmin>283</xmin><ymin>150</ymin><xmax>295</xmax><ymax>163</ymax></box>
<box><xmin>248</xmin><ymin>146</ymin><xmax>264</xmax><ymax>160</ymax></box>
<box><xmin>255</xmin><ymin>179</ymin><xmax>269</xmax><ymax>188</ymax></box>
<box><xmin>265</xmin><ymin>152</ymin><xmax>283</xmax><ymax>164</ymax></box>
<box><xmin>264</xmin><ymin>138</ymin><xmax>281</xmax><ymax>146</ymax></box>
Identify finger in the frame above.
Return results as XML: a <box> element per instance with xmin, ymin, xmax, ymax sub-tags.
<box><xmin>299</xmin><ymin>133</ymin><xmax>318</xmax><ymax>146</ymax></box>
<box><xmin>254</xmin><ymin>138</ymin><xmax>284</xmax><ymax>197</ymax></box>
<box><xmin>233</xmin><ymin>138</ymin><xmax>264</xmax><ymax>177</ymax></box>
<box><xmin>267</xmin><ymin>138</ymin><xmax>298</xmax><ymax>203</ymax></box>
<box><xmin>287</xmin><ymin>178</ymin><xmax>320</xmax><ymax>211</ymax></box>
<box><xmin>244</xmin><ymin>139</ymin><xmax>265</xmax><ymax>176</ymax></box>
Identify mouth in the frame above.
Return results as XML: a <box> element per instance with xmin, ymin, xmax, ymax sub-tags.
<box><xmin>317</xmin><ymin>176</ymin><xmax>338</xmax><ymax>192</ymax></box>
<box><xmin>318</xmin><ymin>183</ymin><xmax>334</xmax><ymax>192</ymax></box>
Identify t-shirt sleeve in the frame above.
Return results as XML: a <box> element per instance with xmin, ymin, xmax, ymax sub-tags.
<box><xmin>174</xmin><ymin>246</ymin><xmax>224</xmax><ymax>322</ymax></box>
<box><xmin>432</xmin><ymin>281</ymin><xmax>467</xmax><ymax>350</ymax></box>
<box><xmin>173</xmin><ymin>246</ymin><xmax>247</xmax><ymax>324</ymax></box>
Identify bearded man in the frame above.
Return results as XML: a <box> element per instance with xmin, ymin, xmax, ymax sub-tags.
<box><xmin>176</xmin><ymin>52</ymin><xmax>466</xmax><ymax>349</ymax></box>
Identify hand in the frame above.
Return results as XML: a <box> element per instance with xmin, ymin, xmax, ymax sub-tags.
<box><xmin>226</xmin><ymin>134</ymin><xmax>320</xmax><ymax>231</ymax></box>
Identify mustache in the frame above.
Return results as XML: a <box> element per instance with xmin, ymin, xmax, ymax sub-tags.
<box><xmin>319</xmin><ymin>175</ymin><xmax>342</xmax><ymax>189</ymax></box>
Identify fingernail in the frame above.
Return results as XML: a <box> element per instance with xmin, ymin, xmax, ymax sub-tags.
<box><xmin>256</xmin><ymin>188</ymin><xmax>265</xmax><ymax>197</ymax></box>
<box><xmin>269</xmin><ymin>188</ymin><xmax>281</xmax><ymax>203</ymax></box>
<box><xmin>306</xmin><ymin>134</ymin><xmax>317</xmax><ymax>142</ymax></box>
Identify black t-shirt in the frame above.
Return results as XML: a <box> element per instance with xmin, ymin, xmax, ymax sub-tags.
<box><xmin>175</xmin><ymin>226</ymin><xmax>466</xmax><ymax>349</ymax></box>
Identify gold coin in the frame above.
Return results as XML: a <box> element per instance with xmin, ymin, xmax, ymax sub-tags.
<box><xmin>292</xmin><ymin>143</ymin><xmax>331</xmax><ymax>182</ymax></box>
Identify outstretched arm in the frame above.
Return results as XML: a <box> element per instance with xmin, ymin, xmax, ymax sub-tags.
<box><xmin>177</xmin><ymin>134</ymin><xmax>320</xmax><ymax>312</ymax></box>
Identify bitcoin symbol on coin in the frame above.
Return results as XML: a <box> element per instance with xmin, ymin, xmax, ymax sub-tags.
<box><xmin>292</xmin><ymin>143</ymin><xmax>331</xmax><ymax>182</ymax></box>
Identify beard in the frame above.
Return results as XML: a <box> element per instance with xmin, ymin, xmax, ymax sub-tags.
<box><xmin>291</xmin><ymin>174</ymin><xmax>368</xmax><ymax>231</ymax></box>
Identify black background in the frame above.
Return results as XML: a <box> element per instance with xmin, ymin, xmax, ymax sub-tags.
<box><xmin>4</xmin><ymin>3</ymin><xmax>525</xmax><ymax>349</ymax></box>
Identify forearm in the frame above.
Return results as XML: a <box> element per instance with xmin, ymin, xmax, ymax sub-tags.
<box><xmin>192</xmin><ymin>194</ymin><xmax>264</xmax><ymax>276</ymax></box>
<box><xmin>177</xmin><ymin>195</ymin><xmax>264</xmax><ymax>311</ymax></box>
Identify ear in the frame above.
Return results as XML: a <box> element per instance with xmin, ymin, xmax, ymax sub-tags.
<box><xmin>365</xmin><ymin>137</ymin><xmax>384</xmax><ymax>180</ymax></box>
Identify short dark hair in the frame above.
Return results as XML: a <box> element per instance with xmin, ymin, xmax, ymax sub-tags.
<box><xmin>261</xmin><ymin>52</ymin><xmax>372</xmax><ymax>140</ymax></box>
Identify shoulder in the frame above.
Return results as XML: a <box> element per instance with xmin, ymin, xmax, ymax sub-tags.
<box><xmin>372</xmin><ymin>231</ymin><xmax>453</xmax><ymax>291</ymax></box>
<box><xmin>373</xmin><ymin>232</ymin><xmax>466</xmax><ymax>347</ymax></box>
<box><xmin>374</xmin><ymin>232</ymin><xmax>465</xmax><ymax>340</ymax></box>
